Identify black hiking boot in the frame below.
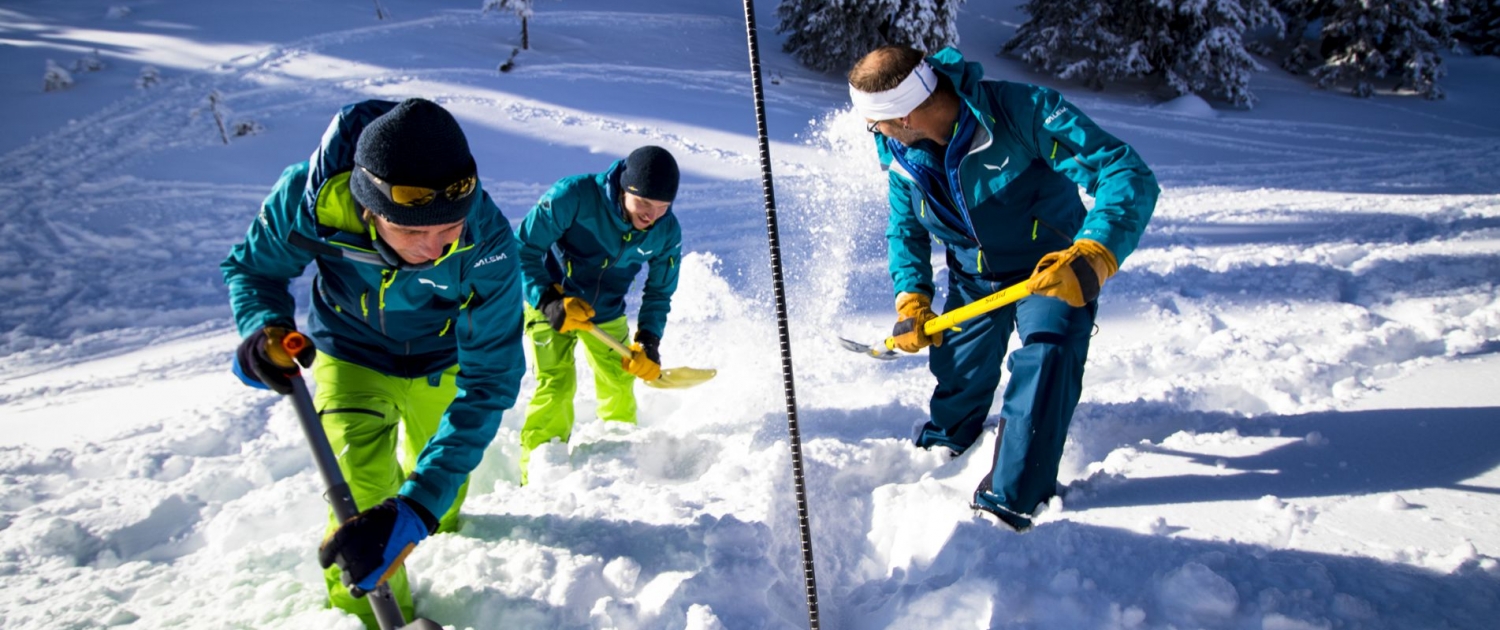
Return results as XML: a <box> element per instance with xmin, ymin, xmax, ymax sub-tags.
<box><xmin>971</xmin><ymin>476</ymin><xmax>1034</xmax><ymax>533</ymax></box>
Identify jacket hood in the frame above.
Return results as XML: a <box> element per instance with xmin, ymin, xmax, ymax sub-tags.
<box><xmin>875</xmin><ymin>47</ymin><xmax>991</xmax><ymax>170</ymax></box>
<box><xmin>926</xmin><ymin>46</ymin><xmax>987</xmax><ymax>107</ymax></box>
<box><xmin>598</xmin><ymin>158</ymin><xmax>658</xmax><ymax>232</ymax></box>
<box><xmin>301</xmin><ymin>100</ymin><xmax>400</xmax><ymax>226</ymax></box>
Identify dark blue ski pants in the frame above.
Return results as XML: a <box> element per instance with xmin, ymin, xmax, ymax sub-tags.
<box><xmin>914</xmin><ymin>275</ymin><xmax>1096</xmax><ymax>517</ymax></box>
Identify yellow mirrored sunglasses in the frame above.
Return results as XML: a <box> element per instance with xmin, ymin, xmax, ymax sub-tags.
<box><xmin>359</xmin><ymin>166</ymin><xmax>477</xmax><ymax>207</ymax></box>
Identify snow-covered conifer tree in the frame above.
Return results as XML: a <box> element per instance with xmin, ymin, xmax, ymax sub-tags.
<box><xmin>483</xmin><ymin>0</ymin><xmax>534</xmax><ymax>50</ymax></box>
<box><xmin>1456</xmin><ymin>0</ymin><xmax>1500</xmax><ymax>55</ymax></box>
<box><xmin>73</xmin><ymin>49</ymin><xmax>106</xmax><ymax>73</ymax></box>
<box><xmin>136</xmin><ymin>65</ymin><xmax>161</xmax><ymax>89</ymax></box>
<box><xmin>1275</xmin><ymin>0</ymin><xmax>1455</xmax><ymax>99</ymax></box>
<box><xmin>776</xmin><ymin>0</ymin><xmax>964</xmax><ymax>73</ymax></box>
<box><xmin>1004</xmin><ymin>0</ymin><xmax>1279</xmax><ymax>108</ymax></box>
<box><xmin>43</xmin><ymin>60</ymin><xmax>73</xmax><ymax>92</ymax></box>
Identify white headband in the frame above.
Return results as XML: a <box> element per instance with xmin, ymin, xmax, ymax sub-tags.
<box><xmin>849</xmin><ymin>61</ymin><xmax>937</xmax><ymax>121</ymax></box>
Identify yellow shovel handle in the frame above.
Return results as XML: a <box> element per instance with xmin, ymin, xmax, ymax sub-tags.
<box><xmin>884</xmin><ymin>283</ymin><xmax>1032</xmax><ymax>351</ymax></box>
<box><xmin>585</xmin><ymin>323</ymin><xmax>635</xmax><ymax>358</ymax></box>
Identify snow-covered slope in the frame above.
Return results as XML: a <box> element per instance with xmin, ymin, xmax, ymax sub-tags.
<box><xmin>1</xmin><ymin>0</ymin><xmax>1497</xmax><ymax>628</ymax></box>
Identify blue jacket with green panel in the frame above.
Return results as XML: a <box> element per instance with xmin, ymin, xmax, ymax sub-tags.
<box><xmin>220</xmin><ymin>100</ymin><xmax>525</xmax><ymax>520</ymax></box>
<box><xmin>879</xmin><ymin>47</ymin><xmax>1159</xmax><ymax>296</ymax></box>
<box><xmin>517</xmin><ymin>161</ymin><xmax>682</xmax><ymax>340</ymax></box>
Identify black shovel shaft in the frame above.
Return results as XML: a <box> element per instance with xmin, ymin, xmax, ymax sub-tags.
<box><xmin>741</xmin><ymin>1</ymin><xmax>822</xmax><ymax>629</ymax></box>
<box><xmin>287</xmin><ymin>376</ymin><xmax>409</xmax><ymax>630</ymax></box>
<box><xmin>289</xmin><ymin>378</ymin><xmax>360</xmax><ymax>522</ymax></box>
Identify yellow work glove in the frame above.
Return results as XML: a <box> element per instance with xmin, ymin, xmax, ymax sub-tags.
<box><xmin>1025</xmin><ymin>239</ymin><xmax>1118</xmax><ymax>307</ymax></box>
<box><xmin>891</xmin><ymin>292</ymin><xmax>943</xmax><ymax>353</ymax></box>
<box><xmin>621</xmin><ymin>331</ymin><xmax>662</xmax><ymax>381</ymax></box>
<box><xmin>538</xmin><ymin>284</ymin><xmax>595</xmax><ymax>334</ymax></box>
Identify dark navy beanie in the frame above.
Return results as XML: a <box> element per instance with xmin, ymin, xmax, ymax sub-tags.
<box><xmin>619</xmin><ymin>145</ymin><xmax>679</xmax><ymax>203</ymax></box>
<box><xmin>350</xmin><ymin>98</ymin><xmax>478</xmax><ymax>226</ymax></box>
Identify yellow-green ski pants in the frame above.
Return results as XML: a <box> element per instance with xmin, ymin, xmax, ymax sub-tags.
<box><xmin>311</xmin><ymin>354</ymin><xmax>469</xmax><ymax>629</ymax></box>
<box><xmin>520</xmin><ymin>306</ymin><xmax>637</xmax><ymax>481</ymax></box>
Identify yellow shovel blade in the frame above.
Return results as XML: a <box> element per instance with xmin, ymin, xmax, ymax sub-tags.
<box><xmin>586</xmin><ymin>324</ymin><xmax>715</xmax><ymax>390</ymax></box>
<box><xmin>646</xmin><ymin>366</ymin><xmax>717</xmax><ymax>389</ymax></box>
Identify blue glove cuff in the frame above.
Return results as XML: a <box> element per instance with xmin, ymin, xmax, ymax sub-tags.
<box><xmin>231</xmin><ymin>356</ymin><xmax>270</xmax><ymax>390</ymax></box>
<box><xmin>352</xmin><ymin>498</ymin><xmax>431</xmax><ymax>593</ymax></box>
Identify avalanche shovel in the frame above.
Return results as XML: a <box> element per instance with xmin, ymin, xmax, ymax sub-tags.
<box><xmin>280</xmin><ymin>332</ymin><xmax>445</xmax><ymax>630</ymax></box>
<box><xmin>584</xmin><ymin>324</ymin><xmax>717</xmax><ymax>389</ymax></box>
<box><xmin>839</xmin><ymin>283</ymin><xmax>1032</xmax><ymax>360</ymax></box>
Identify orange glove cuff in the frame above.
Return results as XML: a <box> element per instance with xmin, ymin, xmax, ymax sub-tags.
<box><xmin>1074</xmin><ymin>239</ymin><xmax>1119</xmax><ymax>281</ymax></box>
<box><xmin>895</xmin><ymin>292</ymin><xmax>933</xmax><ymax>319</ymax></box>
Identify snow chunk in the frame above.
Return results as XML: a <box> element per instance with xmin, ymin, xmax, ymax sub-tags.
<box><xmin>636</xmin><ymin>571</ymin><xmax>693</xmax><ymax>616</ymax></box>
<box><xmin>1331</xmin><ymin>593</ymin><xmax>1376</xmax><ymax>620</ymax></box>
<box><xmin>603</xmin><ymin>556</ymin><xmax>641</xmax><ymax>593</ymax></box>
<box><xmin>1157</xmin><ymin>562</ymin><xmax>1239</xmax><ymax>622</ymax></box>
<box><xmin>1304</xmin><ymin>431</ymin><xmax>1329</xmax><ymax>447</ymax></box>
<box><xmin>1110</xmin><ymin>603</ymin><xmax>1147</xmax><ymax>628</ymax></box>
<box><xmin>685</xmin><ymin>604</ymin><xmax>727</xmax><ymax>630</ymax></box>
<box><xmin>1378</xmin><ymin>493</ymin><xmax>1412</xmax><ymax>511</ymax></box>
<box><xmin>526</xmin><ymin>438</ymin><xmax>572</xmax><ymax>486</ymax></box>
<box><xmin>1050</xmin><ymin>568</ymin><xmax>1082</xmax><ymax>594</ymax></box>
<box><xmin>35</xmin><ymin>517</ymin><xmax>103</xmax><ymax>566</ymax></box>
<box><xmin>1258</xmin><ymin>495</ymin><xmax>1286</xmax><ymax>513</ymax></box>
<box><xmin>1262</xmin><ymin>612</ymin><xmax>1331</xmax><ymax>630</ymax></box>
<box><xmin>1138</xmin><ymin>516</ymin><xmax>1171</xmax><ymax>535</ymax></box>
<box><xmin>1157</xmin><ymin>94</ymin><xmax>1218</xmax><ymax>118</ymax></box>
<box><xmin>1439</xmin><ymin>541</ymin><xmax>1480</xmax><ymax>573</ymax></box>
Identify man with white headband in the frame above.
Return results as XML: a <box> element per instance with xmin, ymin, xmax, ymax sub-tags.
<box><xmin>849</xmin><ymin>46</ymin><xmax>1158</xmax><ymax>532</ymax></box>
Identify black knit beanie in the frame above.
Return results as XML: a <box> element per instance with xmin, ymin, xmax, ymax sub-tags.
<box><xmin>350</xmin><ymin>98</ymin><xmax>478</xmax><ymax>226</ymax></box>
<box><xmin>619</xmin><ymin>145</ymin><xmax>679</xmax><ymax>203</ymax></box>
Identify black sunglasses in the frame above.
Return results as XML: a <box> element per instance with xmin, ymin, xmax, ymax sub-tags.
<box><xmin>360</xmin><ymin>167</ymin><xmax>477</xmax><ymax>207</ymax></box>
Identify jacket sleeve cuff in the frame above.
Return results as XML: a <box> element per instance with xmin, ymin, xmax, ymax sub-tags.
<box><xmin>396</xmin><ymin>495</ymin><xmax>440</xmax><ymax>534</ymax></box>
<box><xmin>398</xmin><ymin>479</ymin><xmax>448</xmax><ymax>530</ymax></box>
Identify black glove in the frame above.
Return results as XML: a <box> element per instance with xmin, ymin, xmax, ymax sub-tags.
<box><xmin>318</xmin><ymin>497</ymin><xmax>439</xmax><ymax>597</ymax></box>
<box><xmin>634</xmin><ymin>330</ymin><xmax>661</xmax><ymax>365</ymax></box>
<box><xmin>234</xmin><ymin>326</ymin><xmax>316</xmax><ymax>395</ymax></box>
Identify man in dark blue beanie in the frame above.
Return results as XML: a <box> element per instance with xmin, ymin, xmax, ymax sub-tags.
<box><xmin>514</xmin><ymin>145</ymin><xmax>684</xmax><ymax>483</ymax></box>
<box><xmin>222</xmin><ymin>97</ymin><xmax>525</xmax><ymax>628</ymax></box>
<box><xmin>619</xmin><ymin>145</ymin><xmax>679</xmax><ymax>210</ymax></box>
<box><xmin>350</xmin><ymin>98</ymin><xmax>479</xmax><ymax>230</ymax></box>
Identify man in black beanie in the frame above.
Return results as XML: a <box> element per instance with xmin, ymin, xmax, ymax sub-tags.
<box><xmin>222</xmin><ymin>97</ymin><xmax>525</xmax><ymax>628</ymax></box>
<box><xmin>514</xmin><ymin>145</ymin><xmax>684</xmax><ymax>483</ymax></box>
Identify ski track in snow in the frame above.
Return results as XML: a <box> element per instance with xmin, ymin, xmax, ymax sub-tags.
<box><xmin>1</xmin><ymin>2</ymin><xmax>1499</xmax><ymax>628</ymax></box>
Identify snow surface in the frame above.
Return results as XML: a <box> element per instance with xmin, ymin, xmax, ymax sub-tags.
<box><xmin>1</xmin><ymin>0</ymin><xmax>1498</xmax><ymax>628</ymax></box>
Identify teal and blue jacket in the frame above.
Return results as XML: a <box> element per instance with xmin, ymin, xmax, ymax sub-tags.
<box><xmin>880</xmin><ymin>47</ymin><xmax>1159</xmax><ymax>295</ymax></box>
<box><xmin>221</xmin><ymin>100</ymin><xmax>525</xmax><ymax>519</ymax></box>
<box><xmin>517</xmin><ymin>161</ymin><xmax>682</xmax><ymax>340</ymax></box>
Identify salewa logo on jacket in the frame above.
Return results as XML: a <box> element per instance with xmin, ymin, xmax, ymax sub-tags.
<box><xmin>418</xmin><ymin>278</ymin><xmax>449</xmax><ymax>290</ymax></box>
<box><xmin>983</xmin><ymin>157</ymin><xmax>1010</xmax><ymax>173</ymax></box>
<box><xmin>637</xmin><ymin>247</ymin><xmax>654</xmax><ymax>255</ymax></box>
<box><xmin>473</xmin><ymin>253</ymin><xmax>508</xmax><ymax>268</ymax></box>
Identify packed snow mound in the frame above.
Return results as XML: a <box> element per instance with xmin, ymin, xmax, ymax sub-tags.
<box><xmin>1156</xmin><ymin>93</ymin><xmax>1218</xmax><ymax>118</ymax></box>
